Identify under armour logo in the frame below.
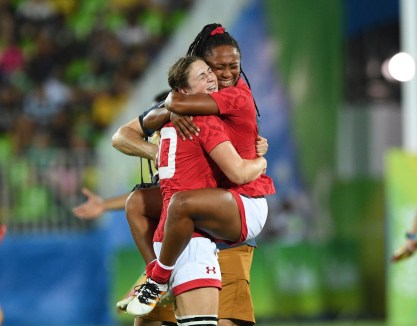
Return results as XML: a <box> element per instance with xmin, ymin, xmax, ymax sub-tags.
<box><xmin>206</xmin><ymin>266</ymin><xmax>216</xmax><ymax>274</ymax></box>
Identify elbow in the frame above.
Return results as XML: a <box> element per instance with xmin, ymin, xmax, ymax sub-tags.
<box><xmin>111</xmin><ymin>130</ymin><xmax>121</xmax><ymax>149</ymax></box>
<box><xmin>233</xmin><ymin>178</ymin><xmax>247</xmax><ymax>185</ymax></box>
<box><xmin>226</xmin><ymin>173</ymin><xmax>247</xmax><ymax>185</ymax></box>
<box><xmin>142</xmin><ymin>116</ymin><xmax>150</xmax><ymax>129</ymax></box>
<box><xmin>166</xmin><ymin>96</ymin><xmax>187</xmax><ymax>114</ymax></box>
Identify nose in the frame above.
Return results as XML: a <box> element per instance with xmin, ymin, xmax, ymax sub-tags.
<box><xmin>221</xmin><ymin>68</ymin><xmax>232</xmax><ymax>78</ymax></box>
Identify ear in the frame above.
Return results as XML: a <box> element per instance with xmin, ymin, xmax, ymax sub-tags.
<box><xmin>178</xmin><ymin>87</ymin><xmax>188</xmax><ymax>95</ymax></box>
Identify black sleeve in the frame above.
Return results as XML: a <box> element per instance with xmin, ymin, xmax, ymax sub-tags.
<box><xmin>138</xmin><ymin>101</ymin><xmax>164</xmax><ymax>137</ymax></box>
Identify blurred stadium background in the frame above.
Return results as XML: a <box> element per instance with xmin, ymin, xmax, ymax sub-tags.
<box><xmin>0</xmin><ymin>0</ymin><xmax>415</xmax><ymax>325</ymax></box>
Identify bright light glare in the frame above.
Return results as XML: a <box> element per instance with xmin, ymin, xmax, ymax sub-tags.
<box><xmin>387</xmin><ymin>52</ymin><xmax>415</xmax><ymax>82</ymax></box>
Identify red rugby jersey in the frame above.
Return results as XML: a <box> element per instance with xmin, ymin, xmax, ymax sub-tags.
<box><xmin>209</xmin><ymin>78</ymin><xmax>276</xmax><ymax>197</ymax></box>
<box><xmin>153</xmin><ymin>115</ymin><xmax>229</xmax><ymax>242</ymax></box>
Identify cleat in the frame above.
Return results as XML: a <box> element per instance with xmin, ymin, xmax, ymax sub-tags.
<box><xmin>126</xmin><ymin>278</ymin><xmax>168</xmax><ymax>316</ymax></box>
<box><xmin>116</xmin><ymin>271</ymin><xmax>147</xmax><ymax>312</ymax></box>
<box><xmin>116</xmin><ymin>295</ymin><xmax>135</xmax><ymax>311</ymax></box>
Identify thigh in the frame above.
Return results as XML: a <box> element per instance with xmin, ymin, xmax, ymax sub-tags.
<box><xmin>175</xmin><ymin>287</ymin><xmax>219</xmax><ymax>317</ymax></box>
<box><xmin>127</xmin><ymin>187</ymin><xmax>162</xmax><ymax>221</ymax></box>
<box><xmin>168</xmin><ymin>188</ymin><xmax>241</xmax><ymax>241</ymax></box>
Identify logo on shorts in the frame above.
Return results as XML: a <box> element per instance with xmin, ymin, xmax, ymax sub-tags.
<box><xmin>206</xmin><ymin>266</ymin><xmax>216</xmax><ymax>274</ymax></box>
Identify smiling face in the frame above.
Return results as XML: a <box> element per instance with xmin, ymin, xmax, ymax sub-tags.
<box><xmin>204</xmin><ymin>45</ymin><xmax>241</xmax><ymax>90</ymax></box>
<box><xmin>180</xmin><ymin>59</ymin><xmax>218</xmax><ymax>95</ymax></box>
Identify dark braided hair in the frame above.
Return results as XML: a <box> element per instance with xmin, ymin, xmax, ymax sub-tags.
<box><xmin>187</xmin><ymin>23</ymin><xmax>260</xmax><ymax>117</ymax></box>
<box><xmin>187</xmin><ymin>23</ymin><xmax>241</xmax><ymax>58</ymax></box>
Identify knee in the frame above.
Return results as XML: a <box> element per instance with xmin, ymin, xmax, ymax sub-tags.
<box><xmin>169</xmin><ymin>192</ymin><xmax>190</xmax><ymax>215</ymax></box>
<box><xmin>125</xmin><ymin>193</ymin><xmax>135</xmax><ymax>219</ymax></box>
<box><xmin>125</xmin><ymin>190</ymin><xmax>142</xmax><ymax>220</ymax></box>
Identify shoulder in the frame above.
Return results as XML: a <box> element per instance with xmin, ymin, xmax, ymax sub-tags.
<box><xmin>194</xmin><ymin>115</ymin><xmax>223</xmax><ymax>129</ymax></box>
<box><xmin>195</xmin><ymin>116</ymin><xmax>227</xmax><ymax>143</ymax></box>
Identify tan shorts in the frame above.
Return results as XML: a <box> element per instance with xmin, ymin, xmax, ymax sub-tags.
<box><xmin>218</xmin><ymin>244</ymin><xmax>255</xmax><ymax>325</ymax></box>
<box><xmin>141</xmin><ymin>302</ymin><xmax>176</xmax><ymax>324</ymax></box>
<box><xmin>143</xmin><ymin>244</ymin><xmax>255</xmax><ymax>325</ymax></box>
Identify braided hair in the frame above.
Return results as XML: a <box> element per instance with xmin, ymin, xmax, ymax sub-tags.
<box><xmin>187</xmin><ymin>23</ymin><xmax>260</xmax><ymax>117</ymax></box>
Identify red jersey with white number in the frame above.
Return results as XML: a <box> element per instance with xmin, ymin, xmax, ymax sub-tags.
<box><xmin>153</xmin><ymin>115</ymin><xmax>230</xmax><ymax>242</ymax></box>
<box><xmin>209</xmin><ymin>78</ymin><xmax>276</xmax><ymax>196</ymax></box>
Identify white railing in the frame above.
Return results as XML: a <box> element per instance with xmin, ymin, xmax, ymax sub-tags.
<box><xmin>0</xmin><ymin>149</ymin><xmax>98</xmax><ymax>233</ymax></box>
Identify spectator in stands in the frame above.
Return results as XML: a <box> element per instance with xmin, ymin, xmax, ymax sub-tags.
<box><xmin>122</xmin><ymin>46</ymin><xmax>150</xmax><ymax>81</ymax></box>
<box><xmin>25</xmin><ymin>30</ymin><xmax>59</xmax><ymax>83</ymax></box>
<box><xmin>115</xmin><ymin>9</ymin><xmax>152</xmax><ymax>49</ymax></box>
<box><xmin>49</xmin><ymin>0</ymin><xmax>76</xmax><ymax>19</ymax></box>
<box><xmin>0</xmin><ymin>81</ymin><xmax>22</xmax><ymax>134</ymax></box>
<box><xmin>16</xmin><ymin>0</ymin><xmax>58</xmax><ymax>26</ymax></box>
<box><xmin>91</xmin><ymin>71</ymin><xmax>130</xmax><ymax>131</ymax></box>
<box><xmin>87</xmin><ymin>29</ymin><xmax>126</xmax><ymax>84</ymax></box>
<box><xmin>0</xmin><ymin>25</ymin><xmax>25</xmax><ymax>79</ymax></box>
<box><xmin>0</xmin><ymin>0</ymin><xmax>195</xmax><ymax>233</ymax></box>
<box><xmin>13</xmin><ymin>74</ymin><xmax>72</xmax><ymax>152</ymax></box>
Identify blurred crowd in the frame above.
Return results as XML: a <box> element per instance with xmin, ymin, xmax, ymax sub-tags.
<box><xmin>0</xmin><ymin>0</ymin><xmax>193</xmax><ymax>231</ymax></box>
<box><xmin>0</xmin><ymin>0</ymin><xmax>192</xmax><ymax>157</ymax></box>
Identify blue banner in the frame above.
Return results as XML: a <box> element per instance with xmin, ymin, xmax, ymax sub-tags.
<box><xmin>0</xmin><ymin>231</ymin><xmax>111</xmax><ymax>326</ymax></box>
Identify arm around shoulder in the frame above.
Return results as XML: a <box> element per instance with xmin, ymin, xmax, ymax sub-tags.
<box><xmin>165</xmin><ymin>91</ymin><xmax>219</xmax><ymax>115</ymax></box>
<box><xmin>143</xmin><ymin>107</ymin><xmax>171</xmax><ymax>131</ymax></box>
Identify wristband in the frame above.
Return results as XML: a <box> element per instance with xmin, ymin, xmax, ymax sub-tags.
<box><xmin>406</xmin><ymin>232</ymin><xmax>417</xmax><ymax>240</ymax></box>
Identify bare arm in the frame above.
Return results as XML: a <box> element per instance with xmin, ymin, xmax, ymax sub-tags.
<box><xmin>143</xmin><ymin>107</ymin><xmax>171</xmax><ymax>131</ymax></box>
<box><xmin>410</xmin><ymin>213</ymin><xmax>417</xmax><ymax>234</ymax></box>
<box><xmin>0</xmin><ymin>224</ymin><xmax>6</xmax><ymax>242</ymax></box>
<box><xmin>72</xmin><ymin>188</ymin><xmax>129</xmax><ymax>219</ymax></box>
<box><xmin>165</xmin><ymin>91</ymin><xmax>219</xmax><ymax>115</ymax></box>
<box><xmin>405</xmin><ymin>213</ymin><xmax>417</xmax><ymax>251</ymax></box>
<box><xmin>112</xmin><ymin>118</ymin><xmax>158</xmax><ymax>160</ymax></box>
<box><xmin>209</xmin><ymin>141</ymin><xmax>266</xmax><ymax>185</ymax></box>
<box><xmin>144</xmin><ymin>107</ymin><xmax>200</xmax><ymax>141</ymax></box>
<box><xmin>391</xmin><ymin>212</ymin><xmax>417</xmax><ymax>262</ymax></box>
